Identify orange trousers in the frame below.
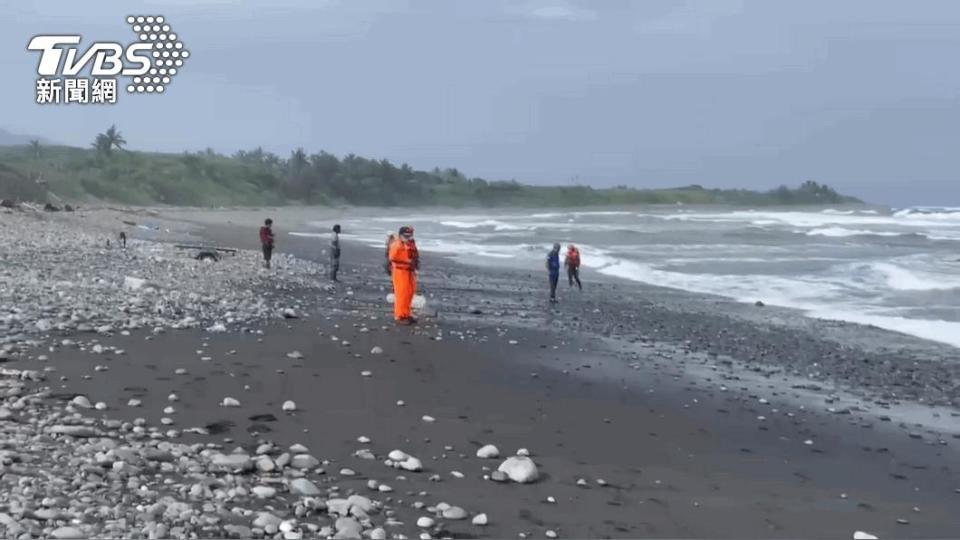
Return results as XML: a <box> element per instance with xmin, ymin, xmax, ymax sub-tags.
<box><xmin>392</xmin><ymin>269</ymin><xmax>417</xmax><ymax>320</ymax></box>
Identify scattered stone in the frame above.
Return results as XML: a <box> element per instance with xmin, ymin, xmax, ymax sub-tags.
<box><xmin>477</xmin><ymin>444</ymin><xmax>500</xmax><ymax>459</ymax></box>
<box><xmin>50</xmin><ymin>526</ymin><xmax>85</xmax><ymax>539</ymax></box>
<box><xmin>472</xmin><ymin>513</ymin><xmax>489</xmax><ymax>526</ymax></box>
<box><xmin>497</xmin><ymin>456</ymin><xmax>539</xmax><ymax>483</ymax></box>
<box><xmin>371</xmin><ymin>346</ymin><xmax>384</xmax><ymax>355</ymax></box>
<box><xmin>222</xmin><ymin>397</ymin><xmax>240</xmax><ymax>407</ymax></box>
<box><xmin>416</xmin><ymin>517</ymin><xmax>435</xmax><ymax>528</ymax></box>
<box><xmin>853</xmin><ymin>532</ymin><xmax>879</xmax><ymax>540</ymax></box>
<box><xmin>252</xmin><ymin>485</ymin><xmax>278</xmax><ymax>498</ymax></box>
<box><xmin>70</xmin><ymin>395</ymin><xmax>92</xmax><ymax>408</ymax></box>
<box><xmin>282</xmin><ymin>400</ymin><xmax>297</xmax><ymax>412</ymax></box>
<box><xmin>290</xmin><ymin>478</ymin><xmax>321</xmax><ymax>496</ymax></box>
<box><xmin>291</xmin><ymin>454</ymin><xmax>319</xmax><ymax>469</ymax></box>
<box><xmin>442</xmin><ymin>506</ymin><xmax>468</xmax><ymax>520</ymax></box>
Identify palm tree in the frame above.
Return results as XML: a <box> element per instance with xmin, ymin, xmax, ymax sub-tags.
<box><xmin>104</xmin><ymin>125</ymin><xmax>126</xmax><ymax>152</ymax></box>
<box><xmin>92</xmin><ymin>133</ymin><xmax>112</xmax><ymax>155</ymax></box>
<box><xmin>29</xmin><ymin>139</ymin><xmax>41</xmax><ymax>159</ymax></box>
<box><xmin>91</xmin><ymin>125</ymin><xmax>126</xmax><ymax>156</ymax></box>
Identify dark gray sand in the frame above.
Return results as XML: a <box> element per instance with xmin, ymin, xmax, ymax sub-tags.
<box><xmin>9</xmin><ymin>216</ymin><xmax>960</xmax><ymax>539</ymax></box>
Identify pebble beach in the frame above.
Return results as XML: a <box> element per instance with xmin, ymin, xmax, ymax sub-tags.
<box><xmin>1</xmin><ymin>205</ymin><xmax>959</xmax><ymax>539</ymax></box>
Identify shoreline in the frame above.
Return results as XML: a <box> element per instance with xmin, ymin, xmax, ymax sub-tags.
<box><xmin>2</xmin><ymin>206</ymin><xmax>959</xmax><ymax>539</ymax></box>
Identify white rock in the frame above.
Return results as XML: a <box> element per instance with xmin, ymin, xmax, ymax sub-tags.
<box><xmin>497</xmin><ymin>456</ymin><xmax>539</xmax><ymax>483</ymax></box>
<box><xmin>357</xmin><ymin>436</ymin><xmax>371</xmax><ymax>444</ymax></box>
<box><xmin>252</xmin><ymin>485</ymin><xmax>277</xmax><ymax>498</ymax></box>
<box><xmin>472</xmin><ymin>513</ymin><xmax>488</xmax><ymax>526</ymax></box>
<box><xmin>370</xmin><ymin>528</ymin><xmax>387</xmax><ymax>540</ymax></box>
<box><xmin>291</xmin><ymin>478</ymin><xmax>321</xmax><ymax>496</ymax></box>
<box><xmin>291</xmin><ymin>454</ymin><xmax>319</xmax><ymax>469</ymax></box>
<box><xmin>412</xmin><ymin>295</ymin><xmax>426</xmax><ymax>309</ymax></box>
<box><xmin>416</xmin><ymin>517</ymin><xmax>435</xmax><ymax>528</ymax></box>
<box><xmin>207</xmin><ymin>323</ymin><xmax>227</xmax><ymax>333</ymax></box>
<box><xmin>50</xmin><ymin>526</ymin><xmax>85</xmax><ymax>539</ymax></box>
<box><xmin>476</xmin><ymin>444</ymin><xmax>500</xmax><ymax>459</ymax></box>
<box><xmin>221</xmin><ymin>397</ymin><xmax>240</xmax><ymax>407</ymax></box>
<box><xmin>127</xmin><ymin>398</ymin><xmax>141</xmax><ymax>407</ymax></box>
<box><xmin>388</xmin><ymin>449</ymin><xmax>410</xmax><ymax>461</ymax></box>
<box><xmin>282</xmin><ymin>400</ymin><xmax>297</xmax><ymax>412</ymax></box>
<box><xmin>123</xmin><ymin>276</ymin><xmax>146</xmax><ymax>290</ymax></box>
<box><xmin>400</xmin><ymin>456</ymin><xmax>423</xmax><ymax>472</ymax></box>
<box><xmin>94</xmin><ymin>401</ymin><xmax>107</xmax><ymax>410</ymax></box>
<box><xmin>853</xmin><ymin>532</ymin><xmax>879</xmax><ymax>540</ymax></box>
<box><xmin>546</xmin><ymin>530</ymin><xmax>558</xmax><ymax>539</ymax></box>
<box><xmin>370</xmin><ymin>346</ymin><xmax>384</xmax><ymax>355</ymax></box>
<box><xmin>287</xmin><ymin>350</ymin><xmax>304</xmax><ymax>359</ymax></box>
<box><xmin>516</xmin><ymin>448</ymin><xmax>531</xmax><ymax>457</ymax></box>
<box><xmin>70</xmin><ymin>395</ymin><xmax>92</xmax><ymax>408</ymax></box>
<box><xmin>361</xmin><ymin>371</ymin><xmax>372</xmax><ymax>377</ymax></box>
<box><xmin>442</xmin><ymin>506</ymin><xmax>467</xmax><ymax>520</ymax></box>
<box><xmin>422</xmin><ymin>415</ymin><xmax>436</xmax><ymax>423</ymax></box>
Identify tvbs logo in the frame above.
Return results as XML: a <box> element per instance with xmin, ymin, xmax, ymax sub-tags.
<box><xmin>27</xmin><ymin>16</ymin><xmax>189</xmax><ymax>105</ymax></box>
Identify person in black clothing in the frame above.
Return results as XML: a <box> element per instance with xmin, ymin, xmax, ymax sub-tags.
<box><xmin>329</xmin><ymin>224</ymin><xmax>342</xmax><ymax>281</ymax></box>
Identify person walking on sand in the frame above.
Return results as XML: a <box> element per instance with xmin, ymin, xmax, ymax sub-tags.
<box><xmin>565</xmin><ymin>244</ymin><xmax>582</xmax><ymax>290</ymax></box>
<box><xmin>546</xmin><ymin>243</ymin><xmax>561</xmax><ymax>303</ymax></box>
<box><xmin>329</xmin><ymin>224</ymin><xmax>342</xmax><ymax>281</ymax></box>
<box><xmin>389</xmin><ymin>226</ymin><xmax>420</xmax><ymax>324</ymax></box>
<box><xmin>259</xmin><ymin>218</ymin><xmax>275</xmax><ymax>269</ymax></box>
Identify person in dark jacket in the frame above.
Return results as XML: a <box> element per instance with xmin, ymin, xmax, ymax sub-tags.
<box><xmin>546</xmin><ymin>243</ymin><xmax>561</xmax><ymax>303</ymax></box>
<box><xmin>259</xmin><ymin>218</ymin><xmax>275</xmax><ymax>269</ymax></box>
<box><xmin>329</xmin><ymin>224</ymin><xmax>342</xmax><ymax>281</ymax></box>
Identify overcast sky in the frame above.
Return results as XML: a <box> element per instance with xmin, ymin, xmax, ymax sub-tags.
<box><xmin>3</xmin><ymin>0</ymin><xmax>960</xmax><ymax>205</ymax></box>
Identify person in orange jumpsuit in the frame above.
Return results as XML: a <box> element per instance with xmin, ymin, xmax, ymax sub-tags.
<box><xmin>389</xmin><ymin>226</ymin><xmax>420</xmax><ymax>324</ymax></box>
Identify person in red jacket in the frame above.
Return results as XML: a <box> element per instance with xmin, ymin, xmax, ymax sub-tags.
<box><xmin>565</xmin><ymin>244</ymin><xmax>582</xmax><ymax>290</ymax></box>
<box><xmin>259</xmin><ymin>218</ymin><xmax>275</xmax><ymax>269</ymax></box>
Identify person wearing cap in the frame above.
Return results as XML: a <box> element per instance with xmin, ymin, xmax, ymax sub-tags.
<box><xmin>389</xmin><ymin>226</ymin><xmax>420</xmax><ymax>324</ymax></box>
<box><xmin>329</xmin><ymin>224</ymin><xmax>342</xmax><ymax>281</ymax></box>
<box><xmin>259</xmin><ymin>218</ymin><xmax>275</xmax><ymax>269</ymax></box>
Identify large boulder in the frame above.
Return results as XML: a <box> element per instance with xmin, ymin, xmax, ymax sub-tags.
<box><xmin>497</xmin><ymin>456</ymin><xmax>539</xmax><ymax>483</ymax></box>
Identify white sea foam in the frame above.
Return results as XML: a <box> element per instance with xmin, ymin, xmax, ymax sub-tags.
<box><xmin>295</xmin><ymin>207</ymin><xmax>960</xmax><ymax>348</ymax></box>
<box><xmin>805</xmin><ymin>227</ymin><xmax>905</xmax><ymax>238</ymax></box>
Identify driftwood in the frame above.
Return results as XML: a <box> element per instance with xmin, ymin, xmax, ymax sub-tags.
<box><xmin>174</xmin><ymin>244</ymin><xmax>238</xmax><ymax>254</ymax></box>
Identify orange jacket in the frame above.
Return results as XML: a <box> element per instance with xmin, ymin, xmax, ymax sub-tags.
<box><xmin>565</xmin><ymin>247</ymin><xmax>580</xmax><ymax>268</ymax></box>
<box><xmin>389</xmin><ymin>238</ymin><xmax>419</xmax><ymax>272</ymax></box>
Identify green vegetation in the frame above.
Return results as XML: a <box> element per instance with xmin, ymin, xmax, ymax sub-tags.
<box><xmin>0</xmin><ymin>128</ymin><xmax>860</xmax><ymax>207</ymax></box>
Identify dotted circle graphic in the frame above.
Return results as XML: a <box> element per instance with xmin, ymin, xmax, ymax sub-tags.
<box><xmin>126</xmin><ymin>15</ymin><xmax>189</xmax><ymax>94</ymax></box>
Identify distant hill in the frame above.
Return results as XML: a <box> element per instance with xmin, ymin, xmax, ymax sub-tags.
<box><xmin>0</xmin><ymin>128</ymin><xmax>56</xmax><ymax>146</ymax></box>
<box><xmin>0</xmin><ymin>138</ymin><xmax>861</xmax><ymax>207</ymax></box>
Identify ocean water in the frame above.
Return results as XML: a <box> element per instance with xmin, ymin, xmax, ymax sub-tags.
<box><xmin>292</xmin><ymin>206</ymin><xmax>960</xmax><ymax>348</ymax></box>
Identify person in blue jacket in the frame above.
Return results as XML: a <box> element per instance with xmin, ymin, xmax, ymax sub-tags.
<box><xmin>546</xmin><ymin>243</ymin><xmax>561</xmax><ymax>303</ymax></box>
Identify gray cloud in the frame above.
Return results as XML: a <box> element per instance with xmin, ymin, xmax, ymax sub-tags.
<box><xmin>3</xmin><ymin>0</ymin><xmax>960</xmax><ymax>205</ymax></box>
